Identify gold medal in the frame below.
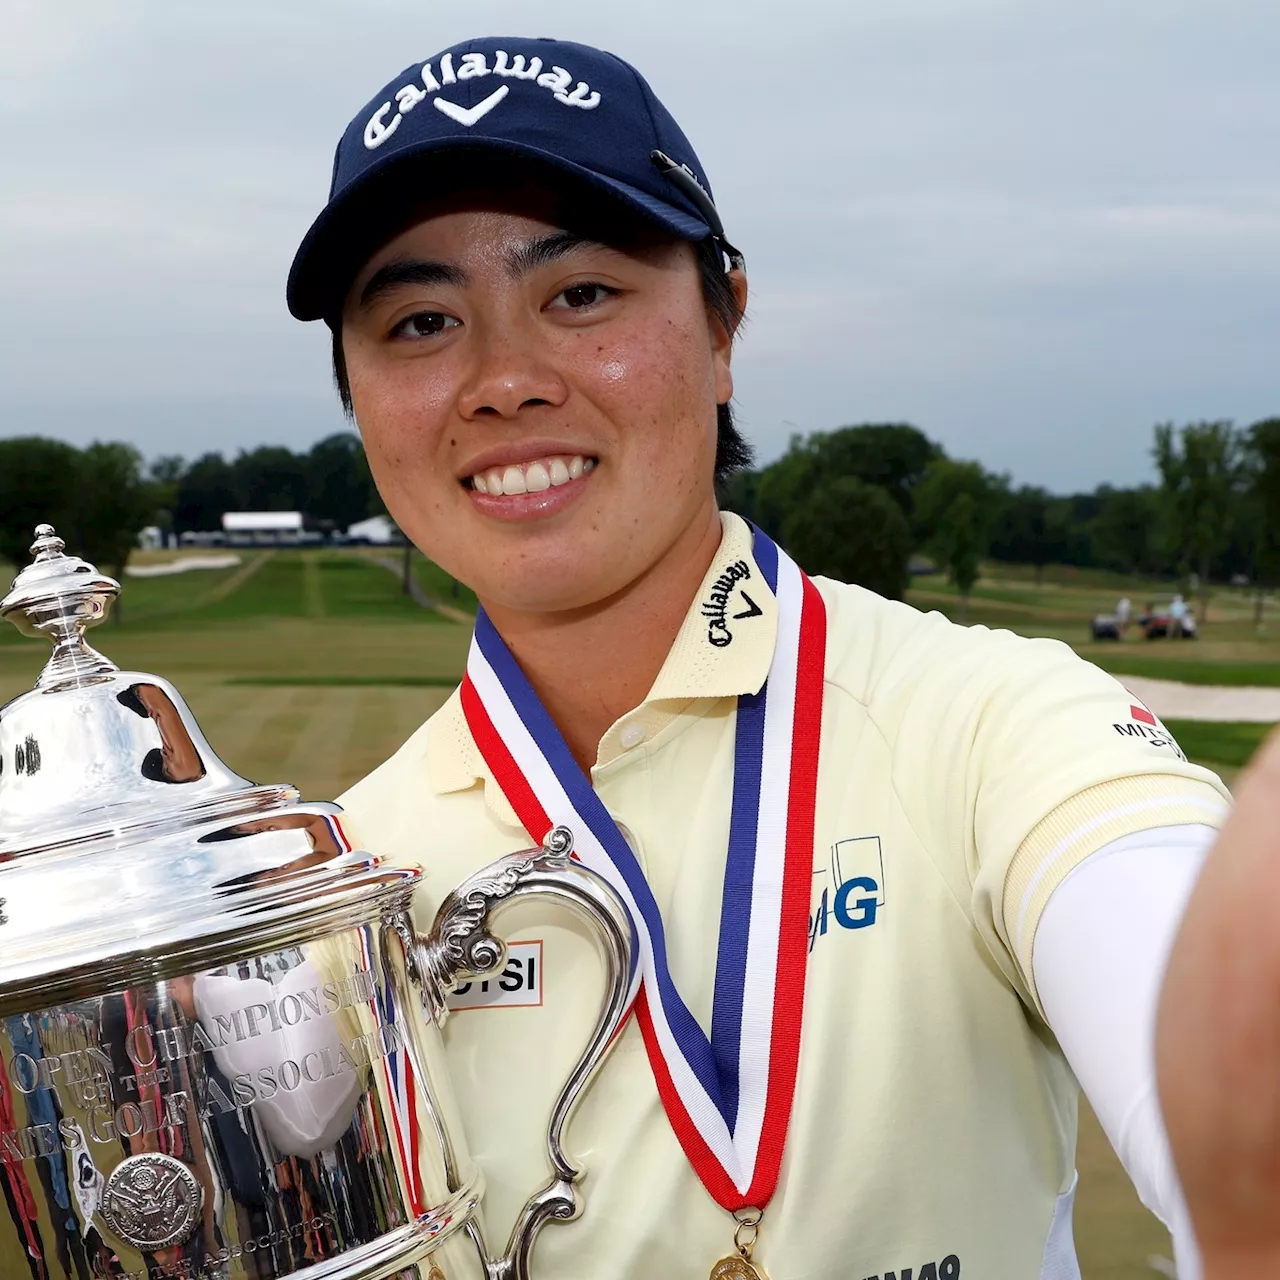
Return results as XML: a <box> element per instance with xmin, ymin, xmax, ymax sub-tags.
<box><xmin>710</xmin><ymin>1206</ymin><xmax>769</xmax><ymax>1280</ymax></box>
<box><xmin>710</xmin><ymin>1255</ymin><xmax>766</xmax><ymax>1280</ymax></box>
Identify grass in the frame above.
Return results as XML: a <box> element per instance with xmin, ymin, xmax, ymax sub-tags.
<box><xmin>1076</xmin><ymin>1102</ymin><xmax>1175</xmax><ymax>1276</ymax></box>
<box><xmin>1089</xmin><ymin>655</ymin><xmax>1280</xmax><ymax>687</ymax></box>
<box><xmin>413</xmin><ymin>555</ymin><xmax>479</xmax><ymax>611</ymax></box>
<box><xmin>2</xmin><ymin>547</ymin><xmax>1276</xmax><ymax>1276</ymax></box>
<box><xmin>907</xmin><ymin>567</ymin><xmax>1280</xmax><ymax>694</ymax></box>
<box><xmin>0</xmin><ymin>549</ymin><xmax>471</xmax><ymax>800</ymax></box>
<box><xmin>229</xmin><ymin>674</ymin><xmax>461</xmax><ymax>687</ymax></box>
<box><xmin>1165</xmin><ymin>719</ymin><xmax>1273</xmax><ymax>770</ymax></box>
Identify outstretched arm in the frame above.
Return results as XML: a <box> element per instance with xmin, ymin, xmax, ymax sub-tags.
<box><xmin>1158</xmin><ymin>731</ymin><xmax>1280</xmax><ymax>1279</ymax></box>
<box><xmin>1034</xmin><ymin>824</ymin><xmax>1212</xmax><ymax>1276</ymax></box>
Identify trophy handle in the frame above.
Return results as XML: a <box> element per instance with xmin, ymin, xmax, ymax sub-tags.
<box><xmin>412</xmin><ymin>826</ymin><xmax>636</xmax><ymax>1280</ymax></box>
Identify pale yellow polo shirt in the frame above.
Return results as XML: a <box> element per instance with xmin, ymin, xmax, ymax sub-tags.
<box><xmin>339</xmin><ymin>513</ymin><xmax>1229</xmax><ymax>1279</ymax></box>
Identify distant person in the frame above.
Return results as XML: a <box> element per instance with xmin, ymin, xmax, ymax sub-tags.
<box><xmin>1116</xmin><ymin>595</ymin><xmax>1132</xmax><ymax>636</ymax></box>
<box><xmin>1170</xmin><ymin>593</ymin><xmax>1188</xmax><ymax>639</ymax></box>
<box><xmin>283</xmin><ymin>35</ymin><xmax>1256</xmax><ymax>1276</ymax></box>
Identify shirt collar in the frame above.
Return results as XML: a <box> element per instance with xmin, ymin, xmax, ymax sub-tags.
<box><xmin>425</xmin><ymin>511</ymin><xmax>776</xmax><ymax>823</ymax></box>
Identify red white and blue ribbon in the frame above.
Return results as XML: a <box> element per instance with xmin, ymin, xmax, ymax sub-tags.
<box><xmin>460</xmin><ymin>527</ymin><xmax>826</xmax><ymax>1211</ymax></box>
<box><xmin>356</xmin><ymin>915</ymin><xmax>424</xmax><ymax>1214</ymax></box>
<box><xmin>337</xmin><ymin>816</ymin><xmax>425</xmax><ymax>1215</ymax></box>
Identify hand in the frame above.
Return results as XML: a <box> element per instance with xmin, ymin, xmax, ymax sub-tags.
<box><xmin>1157</xmin><ymin>729</ymin><xmax>1280</xmax><ymax>1278</ymax></box>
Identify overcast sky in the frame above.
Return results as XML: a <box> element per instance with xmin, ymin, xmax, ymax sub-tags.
<box><xmin>2</xmin><ymin>0</ymin><xmax>1277</xmax><ymax>492</ymax></box>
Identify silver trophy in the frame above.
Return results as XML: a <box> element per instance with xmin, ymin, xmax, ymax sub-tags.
<box><xmin>0</xmin><ymin>526</ymin><xmax>634</xmax><ymax>1280</ymax></box>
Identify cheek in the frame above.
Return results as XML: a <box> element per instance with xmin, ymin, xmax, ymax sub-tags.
<box><xmin>583</xmin><ymin>314</ymin><xmax>718</xmax><ymax>452</ymax></box>
<box><xmin>348</xmin><ymin>352</ymin><xmax>454</xmax><ymax>474</ymax></box>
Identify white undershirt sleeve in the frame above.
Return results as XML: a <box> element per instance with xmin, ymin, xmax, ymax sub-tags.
<box><xmin>1032</xmin><ymin>822</ymin><xmax>1218</xmax><ymax>1280</ymax></box>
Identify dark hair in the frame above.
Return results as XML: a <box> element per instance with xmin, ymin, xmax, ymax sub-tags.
<box><xmin>330</xmin><ymin>234</ymin><xmax>753</xmax><ymax>482</ymax></box>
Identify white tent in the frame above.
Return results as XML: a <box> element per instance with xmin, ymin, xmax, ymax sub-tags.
<box><xmin>220</xmin><ymin>511</ymin><xmax>307</xmax><ymax>545</ymax></box>
<box><xmin>346</xmin><ymin>514</ymin><xmax>398</xmax><ymax>544</ymax></box>
<box><xmin>221</xmin><ymin>511</ymin><xmax>303</xmax><ymax>533</ymax></box>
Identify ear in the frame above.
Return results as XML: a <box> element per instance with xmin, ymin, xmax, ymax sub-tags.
<box><xmin>712</xmin><ymin>268</ymin><xmax>748</xmax><ymax>406</ymax></box>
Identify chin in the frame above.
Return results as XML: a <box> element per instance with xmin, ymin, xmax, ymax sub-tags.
<box><xmin>476</xmin><ymin>576</ymin><xmax>616</xmax><ymax>616</ymax></box>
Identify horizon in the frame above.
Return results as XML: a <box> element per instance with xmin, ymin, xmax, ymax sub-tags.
<box><xmin>3</xmin><ymin>2</ymin><xmax>1277</xmax><ymax>491</ymax></box>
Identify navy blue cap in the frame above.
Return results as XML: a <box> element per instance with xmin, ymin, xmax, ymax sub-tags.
<box><xmin>287</xmin><ymin>36</ymin><xmax>730</xmax><ymax>322</ymax></box>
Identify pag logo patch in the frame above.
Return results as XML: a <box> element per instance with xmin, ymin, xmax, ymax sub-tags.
<box><xmin>701</xmin><ymin>559</ymin><xmax>762</xmax><ymax>648</ymax></box>
<box><xmin>1113</xmin><ymin>699</ymin><xmax>1186</xmax><ymax>761</ymax></box>
<box><xmin>366</xmin><ymin>49</ymin><xmax>602</xmax><ymax>147</ymax></box>
<box><xmin>810</xmin><ymin>836</ymin><xmax>885</xmax><ymax>950</ymax></box>
<box><xmin>447</xmin><ymin>940</ymin><xmax>543</xmax><ymax>1011</ymax></box>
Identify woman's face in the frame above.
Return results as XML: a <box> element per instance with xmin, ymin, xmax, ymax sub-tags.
<box><xmin>340</xmin><ymin>192</ymin><xmax>739</xmax><ymax>616</ymax></box>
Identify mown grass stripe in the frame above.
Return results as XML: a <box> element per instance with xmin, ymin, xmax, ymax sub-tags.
<box><xmin>303</xmin><ymin>553</ymin><xmax>326</xmax><ymax>619</ymax></box>
<box><xmin>279</xmin><ymin>685</ymin><xmax>360</xmax><ymax>799</ymax></box>
<box><xmin>203</xmin><ymin>549</ymin><xmax>275</xmax><ymax>604</ymax></box>
<box><xmin>1166</xmin><ymin>719</ymin><xmax>1276</xmax><ymax>770</ymax></box>
<box><xmin>237</xmin><ymin>686</ymin><xmax>318</xmax><ymax>782</ymax></box>
<box><xmin>180</xmin><ymin>680</ymin><xmax>283</xmax><ymax>780</ymax></box>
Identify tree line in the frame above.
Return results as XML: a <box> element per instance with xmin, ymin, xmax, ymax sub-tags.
<box><xmin>0</xmin><ymin>433</ymin><xmax>383</xmax><ymax>577</ymax></box>
<box><xmin>721</xmin><ymin>418</ymin><xmax>1280</xmax><ymax>619</ymax></box>
<box><xmin>2</xmin><ymin>420</ymin><xmax>1275</xmax><ymax>616</ymax></box>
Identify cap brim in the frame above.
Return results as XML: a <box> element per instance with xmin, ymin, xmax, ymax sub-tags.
<box><xmin>286</xmin><ymin>136</ymin><xmax>711</xmax><ymax>322</ymax></box>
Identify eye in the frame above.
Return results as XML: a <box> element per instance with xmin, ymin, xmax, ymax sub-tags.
<box><xmin>549</xmin><ymin>282</ymin><xmax>619</xmax><ymax>311</ymax></box>
<box><xmin>392</xmin><ymin>311</ymin><xmax>460</xmax><ymax>339</ymax></box>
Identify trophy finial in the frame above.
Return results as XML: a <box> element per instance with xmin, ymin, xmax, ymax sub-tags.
<box><xmin>30</xmin><ymin>525</ymin><xmax>64</xmax><ymax>559</ymax></box>
<box><xmin>1</xmin><ymin>523</ymin><xmax>121</xmax><ymax>690</ymax></box>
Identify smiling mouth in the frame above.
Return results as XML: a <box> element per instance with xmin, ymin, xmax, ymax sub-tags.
<box><xmin>465</xmin><ymin>453</ymin><xmax>597</xmax><ymax>496</ymax></box>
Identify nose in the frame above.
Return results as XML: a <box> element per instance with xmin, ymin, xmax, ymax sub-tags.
<box><xmin>457</xmin><ymin>317</ymin><xmax>569</xmax><ymax>421</ymax></box>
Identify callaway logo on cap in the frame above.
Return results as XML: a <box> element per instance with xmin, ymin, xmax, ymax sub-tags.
<box><xmin>287</xmin><ymin>36</ymin><xmax>741</xmax><ymax>323</ymax></box>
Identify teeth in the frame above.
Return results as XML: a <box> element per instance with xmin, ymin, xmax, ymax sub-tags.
<box><xmin>470</xmin><ymin>454</ymin><xmax>594</xmax><ymax>496</ymax></box>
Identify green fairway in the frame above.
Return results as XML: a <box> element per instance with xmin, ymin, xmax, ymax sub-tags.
<box><xmin>1089</xmin><ymin>655</ymin><xmax>1280</xmax><ymax>687</ymax></box>
<box><xmin>907</xmin><ymin>566</ymin><xmax>1280</xmax><ymax>695</ymax></box>
<box><xmin>1166</xmin><ymin>719</ymin><xmax>1274</xmax><ymax>770</ymax></box>
<box><xmin>1</xmin><ymin>547</ymin><xmax>1273</xmax><ymax>1275</ymax></box>
<box><xmin>0</xmin><ymin>550</ymin><xmax>471</xmax><ymax>797</ymax></box>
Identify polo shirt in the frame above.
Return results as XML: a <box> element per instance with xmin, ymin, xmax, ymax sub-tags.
<box><xmin>339</xmin><ymin>512</ymin><xmax>1230</xmax><ymax>1279</ymax></box>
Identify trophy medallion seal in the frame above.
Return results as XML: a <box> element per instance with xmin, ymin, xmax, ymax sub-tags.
<box><xmin>101</xmin><ymin>1153</ymin><xmax>203</xmax><ymax>1251</ymax></box>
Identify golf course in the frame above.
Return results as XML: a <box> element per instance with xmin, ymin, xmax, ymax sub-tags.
<box><xmin>2</xmin><ymin>546</ymin><xmax>1276</xmax><ymax>1278</ymax></box>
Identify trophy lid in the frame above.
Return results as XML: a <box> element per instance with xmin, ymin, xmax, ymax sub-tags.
<box><xmin>0</xmin><ymin>527</ymin><xmax>415</xmax><ymax>1011</ymax></box>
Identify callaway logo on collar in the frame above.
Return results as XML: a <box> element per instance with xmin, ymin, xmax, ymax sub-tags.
<box><xmin>287</xmin><ymin>36</ymin><xmax>740</xmax><ymax>322</ymax></box>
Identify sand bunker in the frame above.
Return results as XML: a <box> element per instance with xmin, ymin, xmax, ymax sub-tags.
<box><xmin>1121</xmin><ymin>676</ymin><xmax>1280</xmax><ymax>723</ymax></box>
<box><xmin>126</xmin><ymin>555</ymin><xmax>242</xmax><ymax>578</ymax></box>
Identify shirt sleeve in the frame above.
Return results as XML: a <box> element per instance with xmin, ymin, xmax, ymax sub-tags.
<box><xmin>871</xmin><ymin>614</ymin><xmax>1232</xmax><ymax>1015</ymax></box>
<box><xmin>1034</xmin><ymin>825</ymin><xmax>1211</xmax><ymax>1278</ymax></box>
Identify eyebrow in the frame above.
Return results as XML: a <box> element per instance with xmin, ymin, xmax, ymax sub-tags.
<box><xmin>358</xmin><ymin>259</ymin><xmax>469</xmax><ymax>309</ymax></box>
<box><xmin>503</xmin><ymin>230</ymin><xmax>611</xmax><ymax>277</ymax></box>
<box><xmin>359</xmin><ymin>231</ymin><xmax>618</xmax><ymax>310</ymax></box>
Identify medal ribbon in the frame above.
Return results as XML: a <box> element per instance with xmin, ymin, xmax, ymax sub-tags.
<box><xmin>461</xmin><ymin>526</ymin><xmax>826</xmax><ymax>1210</ymax></box>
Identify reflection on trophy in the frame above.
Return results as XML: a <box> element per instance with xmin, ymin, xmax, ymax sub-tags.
<box><xmin>0</xmin><ymin>526</ymin><xmax>635</xmax><ymax>1279</ymax></box>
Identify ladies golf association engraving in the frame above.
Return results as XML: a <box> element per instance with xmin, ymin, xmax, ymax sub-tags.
<box><xmin>102</xmin><ymin>1153</ymin><xmax>204</xmax><ymax>1251</ymax></box>
<box><xmin>0</xmin><ymin>526</ymin><xmax>634</xmax><ymax>1279</ymax></box>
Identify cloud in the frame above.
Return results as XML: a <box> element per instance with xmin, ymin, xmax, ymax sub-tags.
<box><xmin>2</xmin><ymin>0</ymin><xmax>1278</xmax><ymax>490</ymax></box>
